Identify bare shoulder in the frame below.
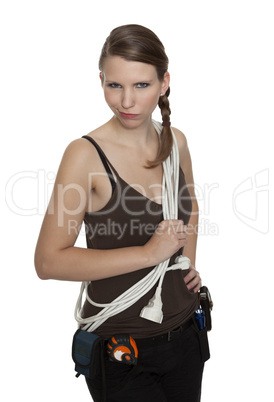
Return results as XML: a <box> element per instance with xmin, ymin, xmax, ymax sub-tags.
<box><xmin>51</xmin><ymin>137</ymin><xmax>99</xmax><ymax>191</ymax></box>
<box><xmin>171</xmin><ymin>126</ymin><xmax>195</xmax><ymax>187</ymax></box>
<box><xmin>61</xmin><ymin>129</ymin><xmax>105</xmax><ymax>171</ymax></box>
<box><xmin>63</xmin><ymin>137</ymin><xmax>95</xmax><ymax>161</ymax></box>
<box><xmin>171</xmin><ymin>126</ymin><xmax>189</xmax><ymax>158</ymax></box>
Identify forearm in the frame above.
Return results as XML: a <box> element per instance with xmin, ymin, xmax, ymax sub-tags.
<box><xmin>182</xmin><ymin>199</ymin><xmax>199</xmax><ymax>266</ymax></box>
<box><xmin>35</xmin><ymin>245</ymin><xmax>152</xmax><ymax>282</ymax></box>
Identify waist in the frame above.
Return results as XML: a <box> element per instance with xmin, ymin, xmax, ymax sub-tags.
<box><xmin>132</xmin><ymin>316</ymin><xmax>194</xmax><ymax>349</ymax></box>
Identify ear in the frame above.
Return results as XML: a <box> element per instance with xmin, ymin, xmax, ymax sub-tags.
<box><xmin>160</xmin><ymin>72</ymin><xmax>170</xmax><ymax>96</ymax></box>
<box><xmin>99</xmin><ymin>72</ymin><xmax>104</xmax><ymax>87</ymax></box>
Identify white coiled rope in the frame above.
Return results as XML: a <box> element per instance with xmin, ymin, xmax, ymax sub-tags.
<box><xmin>74</xmin><ymin>120</ymin><xmax>191</xmax><ymax>332</ymax></box>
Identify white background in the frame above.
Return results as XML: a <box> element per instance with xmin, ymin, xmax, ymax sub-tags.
<box><xmin>1</xmin><ymin>0</ymin><xmax>273</xmax><ymax>401</ymax></box>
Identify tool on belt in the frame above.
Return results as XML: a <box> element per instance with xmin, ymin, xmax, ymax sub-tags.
<box><xmin>198</xmin><ymin>286</ymin><xmax>213</xmax><ymax>331</ymax></box>
<box><xmin>106</xmin><ymin>334</ymin><xmax>138</xmax><ymax>366</ymax></box>
<box><xmin>193</xmin><ymin>285</ymin><xmax>213</xmax><ymax>362</ymax></box>
<box><xmin>194</xmin><ymin>285</ymin><xmax>213</xmax><ymax>331</ymax></box>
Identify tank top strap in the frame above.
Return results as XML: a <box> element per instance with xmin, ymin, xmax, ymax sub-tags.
<box><xmin>81</xmin><ymin>135</ymin><xmax>118</xmax><ymax>193</ymax></box>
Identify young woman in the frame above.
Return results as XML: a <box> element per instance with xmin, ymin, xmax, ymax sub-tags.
<box><xmin>35</xmin><ymin>24</ymin><xmax>208</xmax><ymax>402</ymax></box>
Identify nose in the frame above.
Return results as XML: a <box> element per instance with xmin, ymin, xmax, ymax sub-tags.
<box><xmin>121</xmin><ymin>88</ymin><xmax>135</xmax><ymax>109</ymax></box>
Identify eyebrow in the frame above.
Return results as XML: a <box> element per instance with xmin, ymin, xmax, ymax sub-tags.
<box><xmin>105</xmin><ymin>80</ymin><xmax>154</xmax><ymax>84</ymax></box>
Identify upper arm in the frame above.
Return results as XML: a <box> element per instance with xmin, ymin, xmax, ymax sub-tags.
<box><xmin>172</xmin><ymin>127</ymin><xmax>196</xmax><ymax>199</ymax></box>
<box><xmin>35</xmin><ymin>139</ymin><xmax>93</xmax><ymax>261</ymax></box>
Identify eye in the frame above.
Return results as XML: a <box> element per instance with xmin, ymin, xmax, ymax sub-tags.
<box><xmin>108</xmin><ymin>83</ymin><xmax>121</xmax><ymax>88</ymax></box>
<box><xmin>136</xmin><ymin>83</ymin><xmax>150</xmax><ymax>88</ymax></box>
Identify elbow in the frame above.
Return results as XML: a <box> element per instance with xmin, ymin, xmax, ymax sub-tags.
<box><xmin>34</xmin><ymin>251</ymin><xmax>53</xmax><ymax>280</ymax></box>
<box><xmin>36</xmin><ymin>268</ymin><xmax>50</xmax><ymax>281</ymax></box>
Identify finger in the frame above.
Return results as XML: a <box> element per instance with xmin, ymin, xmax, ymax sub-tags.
<box><xmin>176</xmin><ymin>225</ymin><xmax>188</xmax><ymax>234</ymax></box>
<box><xmin>184</xmin><ymin>270</ymin><xmax>202</xmax><ymax>291</ymax></box>
<box><xmin>167</xmin><ymin>220</ymin><xmax>185</xmax><ymax>229</ymax></box>
<box><xmin>157</xmin><ymin>220</ymin><xmax>182</xmax><ymax>232</ymax></box>
<box><xmin>163</xmin><ymin>219</ymin><xmax>184</xmax><ymax>226</ymax></box>
<box><xmin>168</xmin><ymin>223</ymin><xmax>187</xmax><ymax>237</ymax></box>
<box><xmin>186</xmin><ymin>269</ymin><xmax>202</xmax><ymax>291</ymax></box>
<box><xmin>187</xmin><ymin>278</ymin><xmax>202</xmax><ymax>293</ymax></box>
<box><xmin>192</xmin><ymin>279</ymin><xmax>202</xmax><ymax>293</ymax></box>
<box><xmin>168</xmin><ymin>219</ymin><xmax>184</xmax><ymax>225</ymax></box>
<box><xmin>184</xmin><ymin>267</ymin><xmax>199</xmax><ymax>283</ymax></box>
<box><xmin>177</xmin><ymin>229</ymin><xmax>188</xmax><ymax>239</ymax></box>
<box><xmin>186</xmin><ymin>274</ymin><xmax>200</xmax><ymax>288</ymax></box>
<box><xmin>172</xmin><ymin>223</ymin><xmax>188</xmax><ymax>239</ymax></box>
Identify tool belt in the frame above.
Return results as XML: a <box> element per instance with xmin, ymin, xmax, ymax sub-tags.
<box><xmin>72</xmin><ymin>286</ymin><xmax>213</xmax><ymax>381</ymax></box>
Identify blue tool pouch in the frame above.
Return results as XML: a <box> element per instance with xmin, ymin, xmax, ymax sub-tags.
<box><xmin>72</xmin><ymin>329</ymin><xmax>104</xmax><ymax>379</ymax></box>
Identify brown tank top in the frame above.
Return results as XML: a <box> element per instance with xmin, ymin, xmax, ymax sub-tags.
<box><xmin>81</xmin><ymin>135</ymin><xmax>199</xmax><ymax>339</ymax></box>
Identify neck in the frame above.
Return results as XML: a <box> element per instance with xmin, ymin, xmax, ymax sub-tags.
<box><xmin>109</xmin><ymin>116</ymin><xmax>158</xmax><ymax>148</ymax></box>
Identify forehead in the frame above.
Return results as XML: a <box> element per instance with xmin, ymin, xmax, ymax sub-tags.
<box><xmin>102</xmin><ymin>56</ymin><xmax>158</xmax><ymax>81</ymax></box>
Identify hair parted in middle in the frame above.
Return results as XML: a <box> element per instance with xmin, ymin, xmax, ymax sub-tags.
<box><xmin>99</xmin><ymin>24</ymin><xmax>172</xmax><ymax>168</ymax></box>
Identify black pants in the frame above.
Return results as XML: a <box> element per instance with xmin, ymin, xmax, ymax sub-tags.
<box><xmin>86</xmin><ymin>324</ymin><xmax>205</xmax><ymax>402</ymax></box>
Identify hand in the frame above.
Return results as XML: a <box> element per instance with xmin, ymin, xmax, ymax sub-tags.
<box><xmin>144</xmin><ymin>219</ymin><xmax>188</xmax><ymax>266</ymax></box>
<box><xmin>184</xmin><ymin>265</ymin><xmax>202</xmax><ymax>293</ymax></box>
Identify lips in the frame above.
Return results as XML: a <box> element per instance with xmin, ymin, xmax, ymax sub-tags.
<box><xmin>119</xmin><ymin>112</ymin><xmax>139</xmax><ymax>119</ymax></box>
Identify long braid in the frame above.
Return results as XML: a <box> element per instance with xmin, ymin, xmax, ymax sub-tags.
<box><xmin>158</xmin><ymin>87</ymin><xmax>171</xmax><ymax>125</ymax></box>
<box><xmin>148</xmin><ymin>87</ymin><xmax>173</xmax><ymax>168</ymax></box>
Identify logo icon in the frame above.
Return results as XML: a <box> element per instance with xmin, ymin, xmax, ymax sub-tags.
<box><xmin>232</xmin><ymin>169</ymin><xmax>269</xmax><ymax>234</ymax></box>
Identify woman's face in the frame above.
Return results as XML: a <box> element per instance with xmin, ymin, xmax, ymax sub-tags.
<box><xmin>100</xmin><ymin>56</ymin><xmax>170</xmax><ymax>129</ymax></box>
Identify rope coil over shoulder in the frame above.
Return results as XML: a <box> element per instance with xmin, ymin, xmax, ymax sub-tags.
<box><xmin>74</xmin><ymin>120</ymin><xmax>191</xmax><ymax>332</ymax></box>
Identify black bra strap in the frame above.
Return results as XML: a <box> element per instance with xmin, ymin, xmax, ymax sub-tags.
<box><xmin>81</xmin><ymin>135</ymin><xmax>116</xmax><ymax>194</ymax></box>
